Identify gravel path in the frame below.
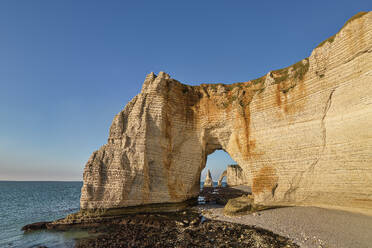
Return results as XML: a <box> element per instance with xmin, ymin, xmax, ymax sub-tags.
<box><xmin>198</xmin><ymin>205</ymin><xmax>372</xmax><ymax>248</ymax></box>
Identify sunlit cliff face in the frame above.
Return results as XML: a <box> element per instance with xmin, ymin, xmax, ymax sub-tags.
<box><xmin>80</xmin><ymin>12</ymin><xmax>372</xmax><ymax>216</ymax></box>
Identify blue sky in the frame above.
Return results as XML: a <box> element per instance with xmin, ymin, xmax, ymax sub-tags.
<box><xmin>0</xmin><ymin>1</ymin><xmax>370</xmax><ymax>181</ymax></box>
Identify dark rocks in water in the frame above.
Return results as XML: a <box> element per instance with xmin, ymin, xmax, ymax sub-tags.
<box><xmin>74</xmin><ymin>210</ymin><xmax>298</xmax><ymax>248</ymax></box>
<box><xmin>199</xmin><ymin>186</ymin><xmax>250</xmax><ymax>205</ymax></box>
<box><xmin>21</xmin><ymin>221</ymin><xmax>50</xmax><ymax>231</ymax></box>
<box><xmin>21</xmin><ymin>188</ymin><xmax>297</xmax><ymax>247</ymax></box>
<box><xmin>21</xmin><ymin>207</ymin><xmax>298</xmax><ymax>247</ymax></box>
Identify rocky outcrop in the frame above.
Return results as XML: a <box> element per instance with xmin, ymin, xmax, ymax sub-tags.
<box><xmin>218</xmin><ymin>165</ymin><xmax>250</xmax><ymax>186</ymax></box>
<box><xmin>226</xmin><ymin>165</ymin><xmax>249</xmax><ymax>186</ymax></box>
<box><xmin>217</xmin><ymin>170</ymin><xmax>227</xmax><ymax>186</ymax></box>
<box><xmin>203</xmin><ymin>170</ymin><xmax>213</xmax><ymax>187</ymax></box>
<box><xmin>81</xmin><ymin>12</ymin><xmax>372</xmax><ymax>215</ymax></box>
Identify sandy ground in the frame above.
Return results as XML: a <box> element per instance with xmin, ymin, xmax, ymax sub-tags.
<box><xmin>198</xmin><ymin>204</ymin><xmax>372</xmax><ymax>248</ymax></box>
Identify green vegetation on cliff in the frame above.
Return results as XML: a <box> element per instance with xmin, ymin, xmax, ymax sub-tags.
<box><xmin>316</xmin><ymin>11</ymin><xmax>368</xmax><ymax>48</ymax></box>
<box><xmin>271</xmin><ymin>58</ymin><xmax>309</xmax><ymax>85</ymax></box>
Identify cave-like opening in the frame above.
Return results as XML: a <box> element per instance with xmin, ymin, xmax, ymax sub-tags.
<box><xmin>200</xmin><ymin>149</ymin><xmax>237</xmax><ymax>188</ymax></box>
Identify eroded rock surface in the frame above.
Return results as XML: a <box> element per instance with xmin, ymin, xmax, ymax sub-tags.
<box><xmin>217</xmin><ymin>170</ymin><xmax>227</xmax><ymax>187</ymax></box>
<box><xmin>73</xmin><ymin>210</ymin><xmax>299</xmax><ymax>248</ymax></box>
<box><xmin>226</xmin><ymin>165</ymin><xmax>250</xmax><ymax>186</ymax></box>
<box><xmin>203</xmin><ymin>170</ymin><xmax>213</xmax><ymax>187</ymax></box>
<box><xmin>81</xmin><ymin>12</ymin><xmax>372</xmax><ymax>215</ymax></box>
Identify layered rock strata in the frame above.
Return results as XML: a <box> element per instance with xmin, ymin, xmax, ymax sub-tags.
<box><xmin>218</xmin><ymin>165</ymin><xmax>250</xmax><ymax>186</ymax></box>
<box><xmin>81</xmin><ymin>12</ymin><xmax>372</xmax><ymax>215</ymax></box>
<box><xmin>226</xmin><ymin>164</ymin><xmax>250</xmax><ymax>186</ymax></box>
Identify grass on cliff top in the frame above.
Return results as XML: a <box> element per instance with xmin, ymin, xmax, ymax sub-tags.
<box><xmin>251</xmin><ymin>75</ymin><xmax>266</xmax><ymax>86</ymax></box>
<box><xmin>316</xmin><ymin>11</ymin><xmax>368</xmax><ymax>48</ymax></box>
<box><xmin>205</xmin><ymin>82</ymin><xmax>244</xmax><ymax>92</ymax></box>
<box><xmin>225</xmin><ymin>83</ymin><xmax>244</xmax><ymax>91</ymax></box>
<box><xmin>342</xmin><ymin>11</ymin><xmax>368</xmax><ymax>29</ymax></box>
<box><xmin>202</xmin><ymin>57</ymin><xmax>309</xmax><ymax>101</ymax></box>
<box><xmin>251</xmin><ymin>76</ymin><xmax>266</xmax><ymax>94</ymax></box>
<box><xmin>222</xmin><ymin>57</ymin><xmax>310</xmax><ymax>98</ymax></box>
<box><xmin>292</xmin><ymin>58</ymin><xmax>310</xmax><ymax>81</ymax></box>
<box><xmin>271</xmin><ymin>58</ymin><xmax>309</xmax><ymax>85</ymax></box>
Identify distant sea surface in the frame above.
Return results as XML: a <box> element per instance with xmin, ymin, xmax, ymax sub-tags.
<box><xmin>0</xmin><ymin>181</ymin><xmax>224</xmax><ymax>248</ymax></box>
<box><xmin>0</xmin><ymin>181</ymin><xmax>83</xmax><ymax>248</ymax></box>
<box><xmin>201</xmin><ymin>181</ymin><xmax>226</xmax><ymax>188</ymax></box>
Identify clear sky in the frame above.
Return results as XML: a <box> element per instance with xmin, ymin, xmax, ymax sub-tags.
<box><xmin>0</xmin><ymin>1</ymin><xmax>370</xmax><ymax>181</ymax></box>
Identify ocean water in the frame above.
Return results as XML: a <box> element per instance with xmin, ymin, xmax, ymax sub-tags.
<box><xmin>0</xmin><ymin>181</ymin><xmax>224</xmax><ymax>247</ymax></box>
<box><xmin>0</xmin><ymin>181</ymin><xmax>83</xmax><ymax>248</ymax></box>
<box><xmin>200</xmin><ymin>181</ymin><xmax>226</xmax><ymax>188</ymax></box>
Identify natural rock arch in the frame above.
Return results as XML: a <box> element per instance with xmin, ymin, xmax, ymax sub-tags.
<box><xmin>217</xmin><ymin>170</ymin><xmax>227</xmax><ymax>187</ymax></box>
<box><xmin>80</xmin><ymin>12</ymin><xmax>372</xmax><ymax>215</ymax></box>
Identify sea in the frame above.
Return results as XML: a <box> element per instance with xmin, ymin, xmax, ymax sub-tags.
<box><xmin>0</xmin><ymin>181</ymin><xmax>224</xmax><ymax>248</ymax></box>
<box><xmin>0</xmin><ymin>181</ymin><xmax>83</xmax><ymax>248</ymax></box>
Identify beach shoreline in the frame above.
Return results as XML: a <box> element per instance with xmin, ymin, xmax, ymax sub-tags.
<box><xmin>22</xmin><ymin>186</ymin><xmax>299</xmax><ymax>247</ymax></box>
<box><xmin>201</xmin><ymin>204</ymin><xmax>372</xmax><ymax>248</ymax></box>
<box><xmin>22</xmin><ymin>186</ymin><xmax>372</xmax><ymax>248</ymax></box>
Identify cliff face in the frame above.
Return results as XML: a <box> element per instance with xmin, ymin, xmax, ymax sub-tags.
<box><xmin>81</xmin><ymin>12</ymin><xmax>372</xmax><ymax>215</ymax></box>
<box><xmin>226</xmin><ymin>165</ymin><xmax>249</xmax><ymax>187</ymax></box>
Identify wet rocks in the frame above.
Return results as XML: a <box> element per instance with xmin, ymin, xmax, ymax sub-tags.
<box><xmin>199</xmin><ymin>186</ymin><xmax>250</xmax><ymax>205</ymax></box>
<box><xmin>21</xmin><ymin>221</ymin><xmax>50</xmax><ymax>231</ymax></box>
<box><xmin>22</xmin><ymin>204</ymin><xmax>298</xmax><ymax>247</ymax></box>
<box><xmin>74</xmin><ymin>210</ymin><xmax>298</xmax><ymax>248</ymax></box>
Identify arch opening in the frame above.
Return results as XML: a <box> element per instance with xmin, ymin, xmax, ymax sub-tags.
<box><xmin>201</xmin><ymin>149</ymin><xmax>237</xmax><ymax>188</ymax></box>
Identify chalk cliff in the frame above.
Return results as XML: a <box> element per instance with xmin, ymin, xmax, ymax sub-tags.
<box><xmin>226</xmin><ymin>165</ymin><xmax>249</xmax><ymax>186</ymax></box>
<box><xmin>80</xmin><ymin>12</ymin><xmax>372</xmax><ymax>215</ymax></box>
<box><xmin>203</xmin><ymin>170</ymin><xmax>213</xmax><ymax>187</ymax></box>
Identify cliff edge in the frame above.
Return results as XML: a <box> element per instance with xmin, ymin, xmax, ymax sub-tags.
<box><xmin>80</xmin><ymin>12</ymin><xmax>372</xmax><ymax>215</ymax></box>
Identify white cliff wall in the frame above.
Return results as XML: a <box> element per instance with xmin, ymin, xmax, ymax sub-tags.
<box><xmin>80</xmin><ymin>12</ymin><xmax>372</xmax><ymax>215</ymax></box>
